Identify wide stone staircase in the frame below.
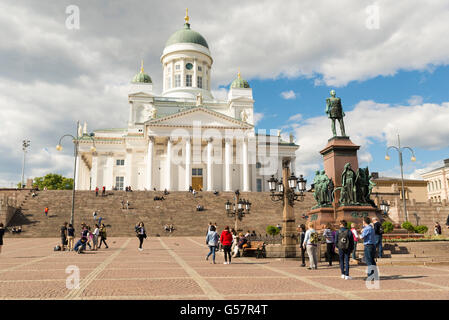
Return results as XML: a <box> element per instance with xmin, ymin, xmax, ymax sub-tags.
<box><xmin>6</xmin><ymin>190</ymin><xmax>316</xmax><ymax>238</ymax></box>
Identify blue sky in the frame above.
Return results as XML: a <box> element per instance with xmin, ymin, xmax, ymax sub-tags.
<box><xmin>1</xmin><ymin>0</ymin><xmax>449</xmax><ymax>187</ymax></box>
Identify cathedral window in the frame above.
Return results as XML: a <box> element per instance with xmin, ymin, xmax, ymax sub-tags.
<box><xmin>115</xmin><ymin>176</ymin><xmax>124</xmax><ymax>190</ymax></box>
<box><xmin>197</xmin><ymin>76</ymin><xmax>202</xmax><ymax>88</ymax></box>
<box><xmin>175</xmin><ymin>74</ymin><xmax>181</xmax><ymax>87</ymax></box>
<box><xmin>186</xmin><ymin>74</ymin><xmax>192</xmax><ymax>87</ymax></box>
<box><xmin>166</xmin><ymin>76</ymin><xmax>171</xmax><ymax>89</ymax></box>
<box><xmin>175</xmin><ymin>64</ymin><xmax>180</xmax><ymax>70</ymax></box>
<box><xmin>198</xmin><ymin>66</ymin><xmax>202</xmax><ymax>72</ymax></box>
<box><xmin>116</xmin><ymin>159</ymin><xmax>125</xmax><ymax>166</ymax></box>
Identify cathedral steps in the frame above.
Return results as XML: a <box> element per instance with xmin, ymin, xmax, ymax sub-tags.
<box><xmin>6</xmin><ymin>190</ymin><xmax>316</xmax><ymax>238</ymax></box>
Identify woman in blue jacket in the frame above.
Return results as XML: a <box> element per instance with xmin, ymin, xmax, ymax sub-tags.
<box><xmin>206</xmin><ymin>225</ymin><xmax>219</xmax><ymax>264</ymax></box>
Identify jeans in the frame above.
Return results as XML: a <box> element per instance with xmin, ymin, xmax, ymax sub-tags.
<box><xmin>339</xmin><ymin>249</ymin><xmax>351</xmax><ymax>276</ymax></box>
<box><xmin>300</xmin><ymin>246</ymin><xmax>306</xmax><ymax>265</ymax></box>
<box><xmin>364</xmin><ymin>244</ymin><xmax>377</xmax><ymax>274</ymax></box>
<box><xmin>352</xmin><ymin>242</ymin><xmax>358</xmax><ymax>260</ymax></box>
<box><xmin>207</xmin><ymin>245</ymin><xmax>216</xmax><ymax>261</ymax></box>
<box><xmin>306</xmin><ymin>244</ymin><xmax>318</xmax><ymax>269</ymax></box>
<box><xmin>223</xmin><ymin>245</ymin><xmax>232</xmax><ymax>263</ymax></box>
<box><xmin>138</xmin><ymin>235</ymin><xmax>145</xmax><ymax>248</ymax></box>
<box><xmin>325</xmin><ymin>243</ymin><xmax>334</xmax><ymax>265</ymax></box>
<box><xmin>374</xmin><ymin>235</ymin><xmax>383</xmax><ymax>258</ymax></box>
<box><xmin>74</xmin><ymin>239</ymin><xmax>86</xmax><ymax>252</ymax></box>
<box><xmin>98</xmin><ymin>237</ymin><xmax>108</xmax><ymax>248</ymax></box>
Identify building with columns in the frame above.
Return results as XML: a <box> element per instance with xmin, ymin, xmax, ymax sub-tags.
<box><xmin>421</xmin><ymin>158</ymin><xmax>449</xmax><ymax>203</ymax></box>
<box><xmin>76</xmin><ymin>12</ymin><xmax>298</xmax><ymax>192</ymax></box>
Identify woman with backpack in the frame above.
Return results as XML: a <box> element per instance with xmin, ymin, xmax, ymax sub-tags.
<box><xmin>136</xmin><ymin>222</ymin><xmax>147</xmax><ymax>251</ymax></box>
<box><xmin>303</xmin><ymin>222</ymin><xmax>318</xmax><ymax>270</ymax></box>
<box><xmin>206</xmin><ymin>225</ymin><xmax>219</xmax><ymax>264</ymax></box>
<box><xmin>335</xmin><ymin>220</ymin><xmax>354</xmax><ymax>280</ymax></box>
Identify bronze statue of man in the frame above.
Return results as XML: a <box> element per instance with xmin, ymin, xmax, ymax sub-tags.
<box><xmin>325</xmin><ymin>90</ymin><xmax>346</xmax><ymax>137</ymax></box>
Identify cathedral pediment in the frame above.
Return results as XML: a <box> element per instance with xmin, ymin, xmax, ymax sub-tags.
<box><xmin>145</xmin><ymin>107</ymin><xmax>253</xmax><ymax>129</ymax></box>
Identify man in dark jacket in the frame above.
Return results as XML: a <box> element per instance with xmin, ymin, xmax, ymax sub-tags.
<box><xmin>298</xmin><ymin>224</ymin><xmax>307</xmax><ymax>267</ymax></box>
<box><xmin>372</xmin><ymin>217</ymin><xmax>383</xmax><ymax>258</ymax></box>
<box><xmin>335</xmin><ymin>220</ymin><xmax>354</xmax><ymax>280</ymax></box>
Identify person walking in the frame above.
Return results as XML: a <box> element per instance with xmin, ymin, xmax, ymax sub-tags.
<box><xmin>360</xmin><ymin>217</ymin><xmax>377</xmax><ymax>279</ymax></box>
<box><xmin>95</xmin><ymin>187</ymin><xmax>99</xmax><ymax>197</ymax></box>
<box><xmin>350</xmin><ymin>223</ymin><xmax>359</xmax><ymax>260</ymax></box>
<box><xmin>220</xmin><ymin>226</ymin><xmax>233</xmax><ymax>264</ymax></box>
<box><xmin>323</xmin><ymin>223</ymin><xmax>335</xmax><ymax>266</ymax></box>
<box><xmin>44</xmin><ymin>207</ymin><xmax>49</xmax><ymax>217</ymax></box>
<box><xmin>298</xmin><ymin>224</ymin><xmax>307</xmax><ymax>267</ymax></box>
<box><xmin>92</xmin><ymin>224</ymin><xmax>100</xmax><ymax>251</ymax></box>
<box><xmin>335</xmin><ymin>220</ymin><xmax>354</xmax><ymax>280</ymax></box>
<box><xmin>67</xmin><ymin>224</ymin><xmax>75</xmax><ymax>251</ymax></box>
<box><xmin>206</xmin><ymin>225</ymin><xmax>219</xmax><ymax>264</ymax></box>
<box><xmin>303</xmin><ymin>222</ymin><xmax>319</xmax><ymax>270</ymax></box>
<box><xmin>92</xmin><ymin>210</ymin><xmax>97</xmax><ymax>222</ymax></box>
<box><xmin>98</xmin><ymin>224</ymin><xmax>109</xmax><ymax>249</ymax></box>
<box><xmin>136</xmin><ymin>222</ymin><xmax>147</xmax><ymax>251</ymax></box>
<box><xmin>0</xmin><ymin>223</ymin><xmax>5</xmax><ymax>254</ymax></box>
<box><xmin>372</xmin><ymin>217</ymin><xmax>383</xmax><ymax>258</ymax></box>
<box><xmin>60</xmin><ymin>222</ymin><xmax>68</xmax><ymax>251</ymax></box>
<box><xmin>102</xmin><ymin>186</ymin><xmax>106</xmax><ymax>196</ymax></box>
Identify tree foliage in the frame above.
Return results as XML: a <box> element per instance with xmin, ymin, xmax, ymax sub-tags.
<box><xmin>33</xmin><ymin>174</ymin><xmax>73</xmax><ymax>190</ymax></box>
<box><xmin>266</xmin><ymin>225</ymin><xmax>280</xmax><ymax>236</ymax></box>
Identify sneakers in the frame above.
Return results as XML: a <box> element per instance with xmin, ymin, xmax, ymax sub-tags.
<box><xmin>223</xmin><ymin>262</ymin><xmax>227</xmax><ymax>264</ymax></box>
<box><xmin>341</xmin><ymin>274</ymin><xmax>345</xmax><ymax>279</ymax></box>
<box><xmin>138</xmin><ymin>248</ymin><xmax>143</xmax><ymax>251</ymax></box>
<box><xmin>345</xmin><ymin>276</ymin><xmax>352</xmax><ymax>280</ymax></box>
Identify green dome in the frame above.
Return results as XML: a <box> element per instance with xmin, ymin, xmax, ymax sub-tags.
<box><xmin>165</xmin><ymin>23</ymin><xmax>209</xmax><ymax>49</ymax></box>
<box><xmin>132</xmin><ymin>69</ymin><xmax>152</xmax><ymax>84</ymax></box>
<box><xmin>230</xmin><ymin>77</ymin><xmax>250</xmax><ymax>89</ymax></box>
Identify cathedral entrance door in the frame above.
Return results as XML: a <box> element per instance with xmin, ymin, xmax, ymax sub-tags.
<box><xmin>192</xmin><ymin>168</ymin><xmax>203</xmax><ymax>191</ymax></box>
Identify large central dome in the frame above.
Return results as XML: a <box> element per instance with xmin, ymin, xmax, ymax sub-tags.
<box><xmin>165</xmin><ymin>22</ymin><xmax>209</xmax><ymax>49</ymax></box>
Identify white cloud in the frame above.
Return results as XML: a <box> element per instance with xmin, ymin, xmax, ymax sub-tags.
<box><xmin>288</xmin><ymin>113</ymin><xmax>303</xmax><ymax>122</ymax></box>
<box><xmin>280</xmin><ymin>90</ymin><xmax>297</xmax><ymax>100</ymax></box>
<box><xmin>253</xmin><ymin>112</ymin><xmax>264</xmax><ymax>126</ymax></box>
<box><xmin>408</xmin><ymin>95</ymin><xmax>424</xmax><ymax>106</ymax></box>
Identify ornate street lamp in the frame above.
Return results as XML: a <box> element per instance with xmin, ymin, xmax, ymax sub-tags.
<box><xmin>56</xmin><ymin>121</ymin><xmax>96</xmax><ymax>226</ymax></box>
<box><xmin>266</xmin><ymin>159</ymin><xmax>307</xmax><ymax>258</ymax></box>
<box><xmin>379</xmin><ymin>200</ymin><xmax>390</xmax><ymax>217</ymax></box>
<box><xmin>385</xmin><ymin>134</ymin><xmax>416</xmax><ymax>222</ymax></box>
<box><xmin>224</xmin><ymin>190</ymin><xmax>251</xmax><ymax>231</ymax></box>
<box><xmin>21</xmin><ymin>140</ymin><xmax>31</xmax><ymax>189</ymax></box>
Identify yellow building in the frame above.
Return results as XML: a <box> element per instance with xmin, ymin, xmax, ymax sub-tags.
<box><xmin>370</xmin><ymin>172</ymin><xmax>428</xmax><ymax>204</ymax></box>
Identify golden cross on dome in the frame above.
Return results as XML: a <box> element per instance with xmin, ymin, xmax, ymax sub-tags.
<box><xmin>238</xmin><ymin>67</ymin><xmax>241</xmax><ymax>79</ymax></box>
<box><xmin>185</xmin><ymin>8</ymin><xmax>189</xmax><ymax>24</ymax></box>
<box><xmin>140</xmin><ymin>59</ymin><xmax>144</xmax><ymax>73</ymax></box>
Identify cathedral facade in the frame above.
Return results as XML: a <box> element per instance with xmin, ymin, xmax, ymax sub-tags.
<box><xmin>75</xmin><ymin>13</ymin><xmax>298</xmax><ymax>192</ymax></box>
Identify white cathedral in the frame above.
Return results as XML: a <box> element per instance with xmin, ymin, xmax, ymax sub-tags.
<box><xmin>76</xmin><ymin>12</ymin><xmax>299</xmax><ymax>192</ymax></box>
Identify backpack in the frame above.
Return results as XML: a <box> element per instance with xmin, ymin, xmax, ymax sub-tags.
<box><xmin>310</xmin><ymin>231</ymin><xmax>319</xmax><ymax>244</ymax></box>
<box><xmin>337</xmin><ymin>229</ymin><xmax>350</xmax><ymax>250</ymax></box>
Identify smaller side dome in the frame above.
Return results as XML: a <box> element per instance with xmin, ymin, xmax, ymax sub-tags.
<box><xmin>131</xmin><ymin>60</ymin><xmax>152</xmax><ymax>84</ymax></box>
<box><xmin>230</xmin><ymin>70</ymin><xmax>250</xmax><ymax>88</ymax></box>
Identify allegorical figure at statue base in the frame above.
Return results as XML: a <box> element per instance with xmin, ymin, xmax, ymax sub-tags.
<box><xmin>325</xmin><ymin>89</ymin><xmax>346</xmax><ymax>137</ymax></box>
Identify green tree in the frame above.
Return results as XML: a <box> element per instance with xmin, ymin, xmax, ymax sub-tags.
<box><xmin>266</xmin><ymin>225</ymin><xmax>280</xmax><ymax>236</ymax></box>
<box><xmin>33</xmin><ymin>174</ymin><xmax>73</xmax><ymax>190</ymax></box>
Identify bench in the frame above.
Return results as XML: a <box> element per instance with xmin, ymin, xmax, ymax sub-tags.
<box><xmin>242</xmin><ymin>241</ymin><xmax>266</xmax><ymax>258</ymax></box>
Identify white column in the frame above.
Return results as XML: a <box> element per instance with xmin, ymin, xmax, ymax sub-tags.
<box><xmin>128</xmin><ymin>101</ymin><xmax>133</xmax><ymax>126</ymax></box>
<box><xmin>106</xmin><ymin>155</ymin><xmax>114</xmax><ymax>190</ymax></box>
<box><xmin>125</xmin><ymin>150</ymin><xmax>133</xmax><ymax>189</ymax></box>
<box><xmin>207</xmin><ymin>138</ymin><xmax>213</xmax><ymax>191</ymax></box>
<box><xmin>91</xmin><ymin>153</ymin><xmax>98</xmax><ymax>190</ymax></box>
<box><xmin>181</xmin><ymin>58</ymin><xmax>186</xmax><ymax>87</ymax></box>
<box><xmin>166</xmin><ymin>138</ymin><xmax>172</xmax><ymax>190</ymax></box>
<box><xmin>146</xmin><ymin>137</ymin><xmax>154</xmax><ymax>190</ymax></box>
<box><xmin>243</xmin><ymin>138</ymin><xmax>249</xmax><ymax>191</ymax></box>
<box><xmin>185</xmin><ymin>137</ymin><xmax>191</xmax><ymax>191</ymax></box>
<box><xmin>170</xmin><ymin>61</ymin><xmax>175</xmax><ymax>89</ymax></box>
<box><xmin>225</xmin><ymin>138</ymin><xmax>232</xmax><ymax>191</ymax></box>
<box><xmin>75</xmin><ymin>155</ymin><xmax>81</xmax><ymax>190</ymax></box>
<box><xmin>193</xmin><ymin>59</ymin><xmax>198</xmax><ymax>87</ymax></box>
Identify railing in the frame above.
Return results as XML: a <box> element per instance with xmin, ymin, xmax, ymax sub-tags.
<box><xmin>247</xmin><ymin>234</ymin><xmax>283</xmax><ymax>244</ymax></box>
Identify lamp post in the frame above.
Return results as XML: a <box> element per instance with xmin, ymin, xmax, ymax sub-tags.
<box><xmin>21</xmin><ymin>140</ymin><xmax>31</xmax><ymax>189</ymax></box>
<box><xmin>267</xmin><ymin>159</ymin><xmax>307</xmax><ymax>257</ymax></box>
<box><xmin>385</xmin><ymin>134</ymin><xmax>416</xmax><ymax>223</ymax></box>
<box><xmin>379</xmin><ymin>200</ymin><xmax>390</xmax><ymax>218</ymax></box>
<box><xmin>56</xmin><ymin>121</ymin><xmax>96</xmax><ymax>226</ymax></box>
<box><xmin>225</xmin><ymin>190</ymin><xmax>251</xmax><ymax>231</ymax></box>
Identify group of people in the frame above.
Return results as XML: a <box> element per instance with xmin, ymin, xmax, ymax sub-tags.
<box><xmin>11</xmin><ymin>226</ymin><xmax>22</xmax><ymax>234</ymax></box>
<box><xmin>298</xmin><ymin>217</ymin><xmax>382</xmax><ymax>280</ymax></box>
<box><xmin>204</xmin><ymin>223</ymin><xmax>252</xmax><ymax>264</ymax></box>
<box><xmin>60</xmin><ymin>222</ymin><xmax>109</xmax><ymax>253</ymax></box>
<box><xmin>164</xmin><ymin>224</ymin><xmax>175</xmax><ymax>232</ymax></box>
<box><xmin>95</xmin><ymin>186</ymin><xmax>106</xmax><ymax>197</ymax></box>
